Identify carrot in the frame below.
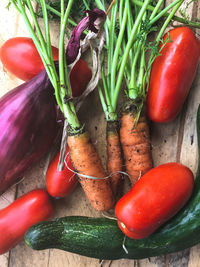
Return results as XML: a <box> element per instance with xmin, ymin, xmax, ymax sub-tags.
<box><xmin>120</xmin><ymin>108</ymin><xmax>153</xmax><ymax>185</ymax></box>
<box><xmin>67</xmin><ymin>131</ymin><xmax>114</xmax><ymax>211</ymax></box>
<box><xmin>107</xmin><ymin>121</ymin><xmax>123</xmax><ymax>197</ymax></box>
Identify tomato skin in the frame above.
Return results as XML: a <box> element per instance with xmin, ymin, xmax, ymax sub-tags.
<box><xmin>46</xmin><ymin>146</ymin><xmax>78</xmax><ymax>198</ymax></box>
<box><xmin>0</xmin><ymin>37</ymin><xmax>59</xmax><ymax>81</ymax></box>
<box><xmin>147</xmin><ymin>27</ymin><xmax>200</xmax><ymax>123</ymax></box>
<box><xmin>0</xmin><ymin>38</ymin><xmax>92</xmax><ymax>96</ymax></box>
<box><xmin>115</xmin><ymin>163</ymin><xmax>194</xmax><ymax>239</ymax></box>
<box><xmin>0</xmin><ymin>189</ymin><xmax>54</xmax><ymax>254</ymax></box>
<box><xmin>70</xmin><ymin>58</ymin><xmax>92</xmax><ymax>97</ymax></box>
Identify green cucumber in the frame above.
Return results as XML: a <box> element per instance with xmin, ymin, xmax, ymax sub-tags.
<box><xmin>25</xmin><ymin>105</ymin><xmax>200</xmax><ymax>260</ymax></box>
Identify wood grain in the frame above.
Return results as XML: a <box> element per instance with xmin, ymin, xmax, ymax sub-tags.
<box><xmin>0</xmin><ymin>0</ymin><xmax>199</xmax><ymax>266</ymax></box>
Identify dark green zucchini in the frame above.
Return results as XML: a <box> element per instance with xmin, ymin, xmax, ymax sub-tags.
<box><xmin>25</xmin><ymin>105</ymin><xmax>200</xmax><ymax>260</ymax></box>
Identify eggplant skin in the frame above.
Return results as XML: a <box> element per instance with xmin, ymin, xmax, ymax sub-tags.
<box><xmin>0</xmin><ymin>69</ymin><xmax>59</xmax><ymax>195</ymax></box>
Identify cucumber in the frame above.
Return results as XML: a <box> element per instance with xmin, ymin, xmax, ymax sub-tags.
<box><xmin>25</xmin><ymin>105</ymin><xmax>200</xmax><ymax>260</ymax></box>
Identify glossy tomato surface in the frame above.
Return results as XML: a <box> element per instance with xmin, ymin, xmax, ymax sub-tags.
<box><xmin>70</xmin><ymin>58</ymin><xmax>92</xmax><ymax>97</ymax></box>
<box><xmin>147</xmin><ymin>27</ymin><xmax>200</xmax><ymax>123</ymax></box>
<box><xmin>0</xmin><ymin>37</ymin><xmax>59</xmax><ymax>81</ymax></box>
<box><xmin>46</xmin><ymin>146</ymin><xmax>78</xmax><ymax>198</ymax></box>
<box><xmin>0</xmin><ymin>37</ymin><xmax>92</xmax><ymax>96</ymax></box>
<box><xmin>115</xmin><ymin>163</ymin><xmax>194</xmax><ymax>239</ymax></box>
<box><xmin>0</xmin><ymin>189</ymin><xmax>54</xmax><ymax>254</ymax></box>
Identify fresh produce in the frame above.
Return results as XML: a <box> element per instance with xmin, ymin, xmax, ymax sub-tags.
<box><xmin>24</xmin><ymin>105</ymin><xmax>200</xmax><ymax>259</ymax></box>
<box><xmin>70</xmin><ymin>58</ymin><xmax>92</xmax><ymax>97</ymax></box>
<box><xmin>0</xmin><ymin>37</ymin><xmax>59</xmax><ymax>81</ymax></box>
<box><xmin>46</xmin><ymin>146</ymin><xmax>78</xmax><ymax>198</ymax></box>
<box><xmin>0</xmin><ymin>189</ymin><xmax>54</xmax><ymax>255</ymax></box>
<box><xmin>147</xmin><ymin>27</ymin><xmax>200</xmax><ymax>123</ymax></box>
<box><xmin>106</xmin><ymin>121</ymin><xmax>123</xmax><ymax>196</ymax></box>
<box><xmin>68</xmin><ymin>131</ymin><xmax>114</xmax><ymax>210</ymax></box>
<box><xmin>65</xmin><ymin>8</ymin><xmax>114</xmax><ymax>211</ymax></box>
<box><xmin>97</xmin><ymin>0</ymin><xmax>186</xmax><ymax>187</ymax></box>
<box><xmin>115</xmin><ymin>162</ymin><xmax>194</xmax><ymax>239</ymax></box>
<box><xmin>12</xmin><ymin>1</ymin><xmax>114</xmax><ymax>211</ymax></box>
<box><xmin>117</xmin><ymin>0</ymin><xmax>185</xmax><ymax>185</ymax></box>
<box><xmin>120</xmin><ymin>110</ymin><xmax>152</xmax><ymax>184</ymax></box>
<box><xmin>39</xmin><ymin>0</ymin><xmax>200</xmax><ymax>29</ymax></box>
<box><xmin>0</xmin><ymin>68</ymin><xmax>58</xmax><ymax>195</ymax></box>
<box><xmin>96</xmin><ymin>0</ymin><xmax>124</xmax><ymax>196</ymax></box>
<box><xmin>0</xmin><ymin>37</ymin><xmax>92</xmax><ymax>97</ymax></box>
<box><xmin>36</xmin><ymin>0</ymin><xmax>96</xmax><ymax>22</ymax></box>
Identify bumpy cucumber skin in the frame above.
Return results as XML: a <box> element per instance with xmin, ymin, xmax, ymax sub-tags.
<box><xmin>25</xmin><ymin>106</ymin><xmax>200</xmax><ymax>260</ymax></box>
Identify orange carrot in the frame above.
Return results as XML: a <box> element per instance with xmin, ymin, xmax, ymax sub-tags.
<box><xmin>67</xmin><ymin>131</ymin><xmax>114</xmax><ymax>211</ymax></box>
<box><xmin>120</xmin><ymin>109</ymin><xmax>153</xmax><ymax>185</ymax></box>
<box><xmin>107</xmin><ymin>121</ymin><xmax>123</xmax><ymax>197</ymax></box>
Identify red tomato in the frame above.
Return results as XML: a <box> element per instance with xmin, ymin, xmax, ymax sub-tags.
<box><xmin>0</xmin><ymin>189</ymin><xmax>54</xmax><ymax>254</ymax></box>
<box><xmin>147</xmin><ymin>27</ymin><xmax>200</xmax><ymax>123</ymax></box>
<box><xmin>0</xmin><ymin>37</ymin><xmax>59</xmax><ymax>81</ymax></box>
<box><xmin>0</xmin><ymin>37</ymin><xmax>92</xmax><ymax>96</ymax></box>
<box><xmin>46</xmin><ymin>146</ymin><xmax>78</xmax><ymax>198</ymax></box>
<box><xmin>115</xmin><ymin>163</ymin><xmax>194</xmax><ymax>239</ymax></box>
<box><xmin>70</xmin><ymin>58</ymin><xmax>92</xmax><ymax>97</ymax></box>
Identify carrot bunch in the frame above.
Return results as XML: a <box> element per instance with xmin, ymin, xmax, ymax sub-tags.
<box><xmin>95</xmin><ymin>0</ymin><xmax>189</xmax><ymax>196</ymax></box>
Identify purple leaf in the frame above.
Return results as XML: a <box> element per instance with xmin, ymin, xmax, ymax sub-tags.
<box><xmin>66</xmin><ymin>8</ymin><xmax>106</xmax><ymax>65</ymax></box>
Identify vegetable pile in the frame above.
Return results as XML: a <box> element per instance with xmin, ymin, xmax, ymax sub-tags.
<box><xmin>0</xmin><ymin>0</ymin><xmax>200</xmax><ymax>262</ymax></box>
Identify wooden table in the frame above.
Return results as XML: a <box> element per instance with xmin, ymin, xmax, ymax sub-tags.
<box><xmin>0</xmin><ymin>0</ymin><xmax>199</xmax><ymax>266</ymax></box>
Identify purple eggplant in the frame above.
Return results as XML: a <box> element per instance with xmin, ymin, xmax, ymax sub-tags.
<box><xmin>0</xmin><ymin>68</ymin><xmax>58</xmax><ymax>195</ymax></box>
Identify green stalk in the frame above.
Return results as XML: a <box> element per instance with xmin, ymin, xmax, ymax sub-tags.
<box><xmin>136</xmin><ymin>48</ymin><xmax>145</xmax><ymax>95</ymax></box>
<box><xmin>131</xmin><ymin>0</ymin><xmax>200</xmax><ymax>28</ymax></box>
<box><xmin>98</xmin><ymin>84</ymin><xmax>117</xmax><ymax>122</ymax></box>
<box><xmin>119</xmin><ymin>0</ymin><xmax>127</xmax><ymax>66</ymax></box>
<box><xmin>34</xmin><ymin>0</ymin><xmax>77</xmax><ymax>27</ymax></box>
<box><xmin>149</xmin><ymin>0</ymin><xmax>183</xmax><ymax>26</ymax></box>
<box><xmin>101</xmin><ymin>63</ymin><xmax>111</xmax><ymax>108</ymax></box>
<box><xmin>58</xmin><ymin>0</ymin><xmax>80</xmax><ymax>129</ymax></box>
<box><xmin>13</xmin><ymin>0</ymin><xmax>80</xmax><ymax>130</ymax></box>
<box><xmin>40</xmin><ymin>0</ymin><xmax>51</xmax><ymax>55</ymax></box>
<box><xmin>107</xmin><ymin>0</ymin><xmax>118</xmax><ymax>89</ymax></box>
<box><xmin>149</xmin><ymin>0</ymin><xmax>164</xmax><ymax>20</ymax></box>
<box><xmin>129</xmin><ymin>41</ymin><xmax>141</xmax><ymax>98</ymax></box>
<box><xmin>101</xmin><ymin>50</ymin><xmax>117</xmax><ymax>120</ymax></box>
<box><xmin>15</xmin><ymin>0</ymin><xmax>57</xmax><ymax>89</ymax></box>
<box><xmin>95</xmin><ymin>0</ymin><xmax>111</xmax><ymax>46</ymax></box>
<box><xmin>25</xmin><ymin>0</ymin><xmax>47</xmax><ymax>52</ymax></box>
<box><xmin>110</xmin><ymin>2</ymin><xmax>128</xmax><ymax>99</ymax></box>
<box><xmin>112</xmin><ymin>0</ymin><xmax>152</xmax><ymax>110</ymax></box>
<box><xmin>155</xmin><ymin>0</ymin><xmax>184</xmax><ymax>42</ymax></box>
<box><xmin>128</xmin><ymin>0</ymin><xmax>164</xmax><ymax>100</ymax></box>
<box><xmin>10</xmin><ymin>0</ymin><xmax>21</xmax><ymax>13</ymax></box>
<box><xmin>83</xmin><ymin>0</ymin><xmax>90</xmax><ymax>9</ymax></box>
<box><xmin>40</xmin><ymin>0</ymin><xmax>58</xmax><ymax>88</ymax></box>
<box><xmin>98</xmin><ymin>86</ymin><xmax>108</xmax><ymax>119</ymax></box>
<box><xmin>126</xmin><ymin>0</ymin><xmax>134</xmax><ymax>62</ymax></box>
